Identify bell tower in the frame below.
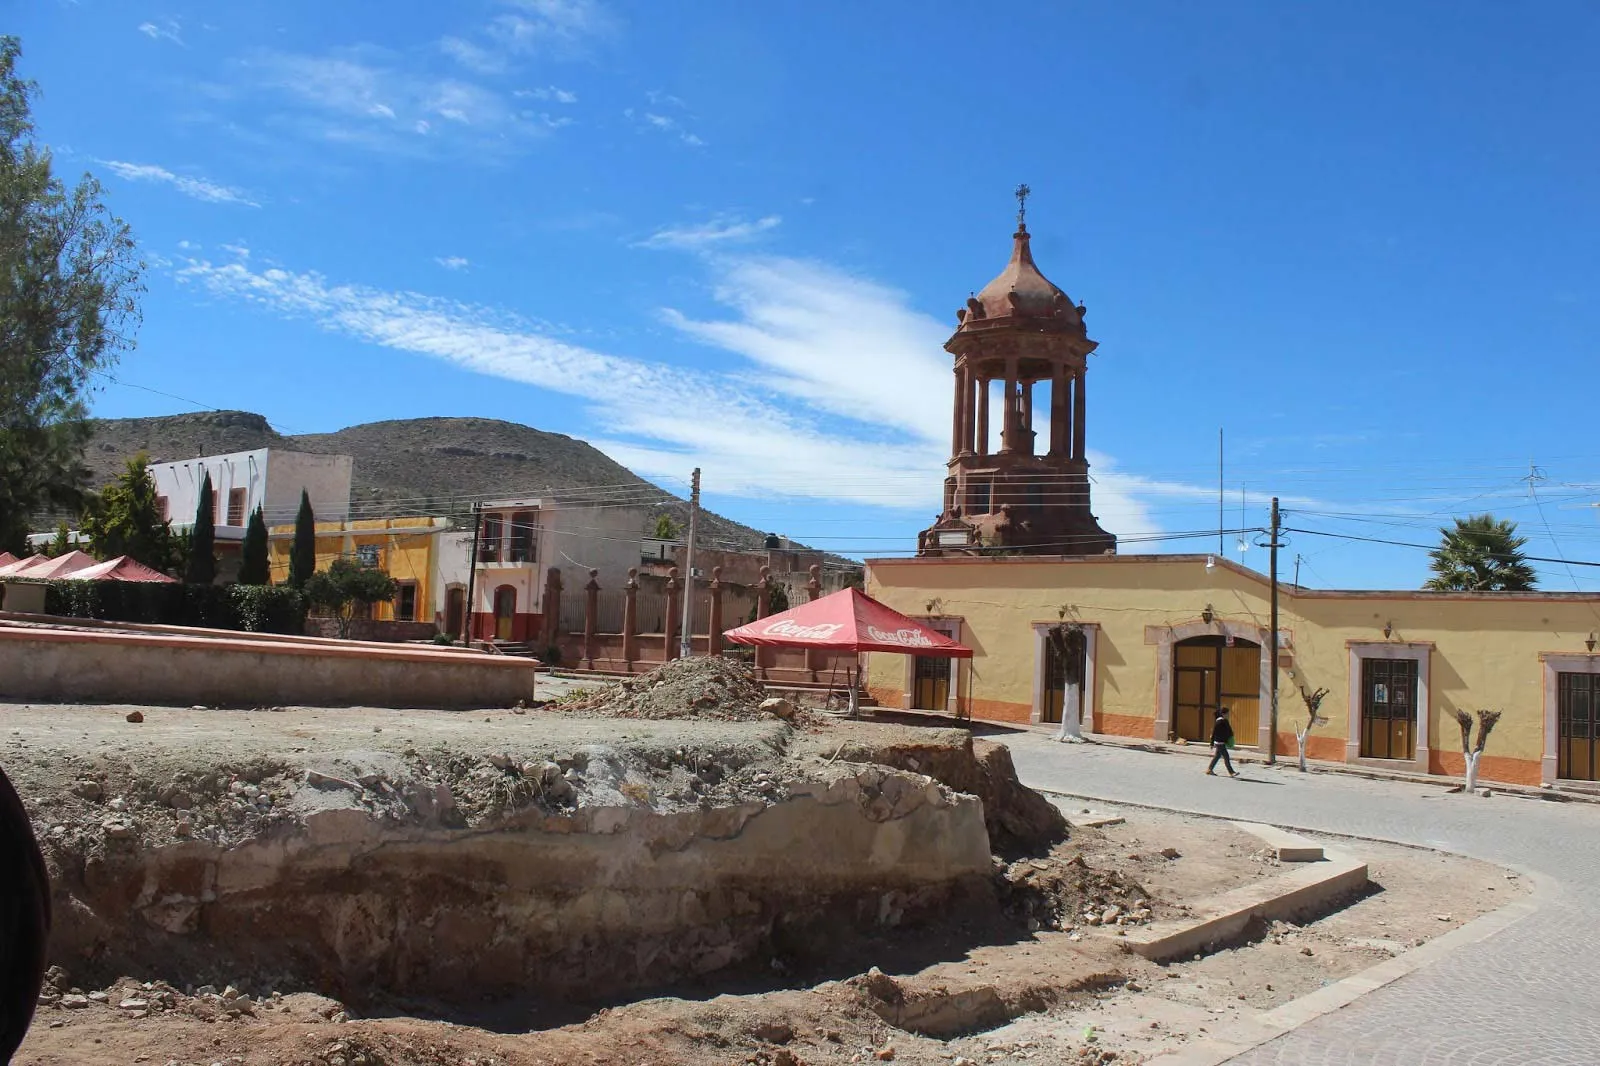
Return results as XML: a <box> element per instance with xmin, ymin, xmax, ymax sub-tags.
<box><xmin>918</xmin><ymin>188</ymin><xmax>1116</xmax><ymax>556</ymax></box>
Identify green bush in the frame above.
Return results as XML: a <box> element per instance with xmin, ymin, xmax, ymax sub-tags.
<box><xmin>43</xmin><ymin>581</ymin><xmax>307</xmax><ymax>634</ymax></box>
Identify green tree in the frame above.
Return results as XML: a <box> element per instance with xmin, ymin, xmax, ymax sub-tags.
<box><xmin>1424</xmin><ymin>514</ymin><xmax>1538</xmax><ymax>592</ymax></box>
<box><xmin>288</xmin><ymin>489</ymin><xmax>316</xmax><ymax>589</ymax></box>
<box><xmin>185</xmin><ymin>470</ymin><xmax>216</xmax><ymax>585</ymax></box>
<box><xmin>79</xmin><ymin>454</ymin><xmax>177</xmax><ymax>570</ymax></box>
<box><xmin>46</xmin><ymin>519</ymin><xmax>70</xmax><ymax>556</ymax></box>
<box><xmin>236</xmin><ymin>505</ymin><xmax>270</xmax><ymax>585</ymax></box>
<box><xmin>0</xmin><ymin>37</ymin><xmax>143</xmax><ymax>554</ymax></box>
<box><xmin>304</xmin><ymin>556</ymin><xmax>398</xmax><ymax>639</ymax></box>
<box><xmin>652</xmin><ymin>513</ymin><xmax>679</xmax><ymax>540</ymax></box>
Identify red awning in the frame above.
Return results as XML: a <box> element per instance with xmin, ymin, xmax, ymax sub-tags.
<box><xmin>69</xmin><ymin>556</ymin><xmax>179</xmax><ymax>583</ymax></box>
<box><xmin>1</xmin><ymin>550</ymin><xmax>97</xmax><ymax>579</ymax></box>
<box><xmin>724</xmin><ymin>586</ymin><xmax>973</xmax><ymax>657</ymax></box>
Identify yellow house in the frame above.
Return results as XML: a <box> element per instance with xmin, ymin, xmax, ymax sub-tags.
<box><xmin>268</xmin><ymin>517</ymin><xmax>449</xmax><ymax>625</ymax></box>
<box><xmin>864</xmin><ymin>553</ymin><xmax>1600</xmax><ymax>789</ymax></box>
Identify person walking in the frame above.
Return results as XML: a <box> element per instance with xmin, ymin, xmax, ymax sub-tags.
<box><xmin>1206</xmin><ymin>706</ymin><xmax>1240</xmax><ymax>778</ymax></box>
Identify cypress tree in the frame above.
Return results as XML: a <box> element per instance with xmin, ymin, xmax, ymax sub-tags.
<box><xmin>237</xmin><ymin>506</ymin><xmax>270</xmax><ymax>585</ymax></box>
<box><xmin>288</xmin><ymin>489</ymin><xmax>316</xmax><ymax>589</ymax></box>
<box><xmin>185</xmin><ymin>471</ymin><xmax>216</xmax><ymax>585</ymax></box>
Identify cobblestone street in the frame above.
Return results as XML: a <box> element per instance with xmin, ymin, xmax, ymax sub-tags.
<box><xmin>998</xmin><ymin>731</ymin><xmax>1600</xmax><ymax>1064</ymax></box>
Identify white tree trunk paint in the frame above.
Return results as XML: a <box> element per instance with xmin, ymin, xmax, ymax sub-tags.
<box><xmin>1464</xmin><ymin>750</ymin><xmax>1481</xmax><ymax>793</ymax></box>
<box><xmin>1056</xmin><ymin>680</ymin><xmax>1084</xmax><ymax>743</ymax></box>
<box><xmin>1295</xmin><ymin>728</ymin><xmax>1310</xmax><ymax>772</ymax></box>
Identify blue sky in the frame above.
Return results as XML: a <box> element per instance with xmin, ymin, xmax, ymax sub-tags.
<box><xmin>18</xmin><ymin>1</ymin><xmax>1600</xmax><ymax>589</ymax></box>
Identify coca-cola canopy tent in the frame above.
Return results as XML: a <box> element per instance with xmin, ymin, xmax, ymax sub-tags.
<box><xmin>0</xmin><ymin>550</ymin><xmax>97</xmax><ymax>580</ymax></box>
<box><xmin>68</xmin><ymin>556</ymin><xmax>179</xmax><ymax>583</ymax></box>
<box><xmin>724</xmin><ymin>586</ymin><xmax>973</xmax><ymax>658</ymax></box>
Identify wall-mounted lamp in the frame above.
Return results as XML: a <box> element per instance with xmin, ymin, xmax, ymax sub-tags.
<box><xmin>1383</xmin><ymin>620</ymin><xmax>1394</xmax><ymax>640</ymax></box>
<box><xmin>1201</xmin><ymin>603</ymin><xmax>1215</xmax><ymax>624</ymax></box>
<box><xmin>1205</xmin><ymin>555</ymin><xmax>1216</xmax><ymax>572</ymax></box>
<box><xmin>1588</xmin><ymin>632</ymin><xmax>1597</xmax><ymax>653</ymax></box>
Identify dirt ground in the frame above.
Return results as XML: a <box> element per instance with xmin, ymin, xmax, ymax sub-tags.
<box><xmin>6</xmin><ymin>669</ymin><xmax>1525</xmax><ymax>1066</ymax></box>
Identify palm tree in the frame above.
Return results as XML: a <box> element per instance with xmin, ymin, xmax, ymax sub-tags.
<box><xmin>1424</xmin><ymin>514</ymin><xmax>1537</xmax><ymax>591</ymax></box>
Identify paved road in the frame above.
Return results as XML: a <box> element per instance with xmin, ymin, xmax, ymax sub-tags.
<box><xmin>997</xmin><ymin>731</ymin><xmax>1600</xmax><ymax>1065</ymax></box>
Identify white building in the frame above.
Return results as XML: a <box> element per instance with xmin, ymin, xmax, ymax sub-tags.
<box><xmin>150</xmin><ymin>448</ymin><xmax>353</xmax><ymax>539</ymax></box>
<box><xmin>442</xmin><ymin>495</ymin><xmax>647</xmax><ymax>642</ymax></box>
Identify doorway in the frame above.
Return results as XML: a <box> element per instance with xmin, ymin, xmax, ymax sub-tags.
<box><xmin>493</xmin><ymin>585</ymin><xmax>517</xmax><ymax>641</ymax></box>
<box><xmin>445</xmin><ymin>587</ymin><xmax>465</xmax><ymax>639</ymax></box>
<box><xmin>913</xmin><ymin>654</ymin><xmax>951</xmax><ymax>712</ymax></box>
<box><xmin>1360</xmin><ymin>657</ymin><xmax>1417</xmax><ymax>760</ymax></box>
<box><xmin>1172</xmin><ymin>636</ymin><xmax>1261</xmax><ymax>745</ymax></box>
<box><xmin>1558</xmin><ymin>672</ymin><xmax>1599</xmax><ymax>781</ymax></box>
<box><xmin>1042</xmin><ymin>628</ymin><xmax>1087</xmax><ymax>725</ymax></box>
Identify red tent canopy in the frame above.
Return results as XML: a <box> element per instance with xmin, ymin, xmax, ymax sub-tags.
<box><xmin>724</xmin><ymin>587</ymin><xmax>973</xmax><ymax>657</ymax></box>
<box><xmin>70</xmin><ymin>556</ymin><xmax>178</xmax><ymax>583</ymax></box>
<box><xmin>1</xmin><ymin>550</ymin><xmax>96</xmax><ymax>579</ymax></box>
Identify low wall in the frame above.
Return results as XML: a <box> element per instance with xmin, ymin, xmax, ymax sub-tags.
<box><xmin>0</xmin><ymin>624</ymin><xmax>536</xmax><ymax>709</ymax></box>
<box><xmin>304</xmin><ymin>617</ymin><xmax>438</xmax><ymax>643</ymax></box>
<box><xmin>560</xmin><ymin>631</ymin><xmax>859</xmax><ymax>684</ymax></box>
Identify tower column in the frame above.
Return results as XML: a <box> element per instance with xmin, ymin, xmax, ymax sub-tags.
<box><xmin>1072</xmin><ymin>365</ymin><xmax>1087</xmax><ymax>460</ymax></box>
<box><xmin>1022</xmin><ymin>380</ymin><xmax>1035</xmax><ymax>456</ymax></box>
<box><xmin>976</xmin><ymin>375</ymin><xmax>990</xmax><ymax>456</ymax></box>
<box><xmin>1000</xmin><ymin>357</ymin><xmax>1019</xmax><ymax>454</ymax></box>
<box><xmin>962</xmin><ymin>369</ymin><xmax>978</xmax><ymax>454</ymax></box>
<box><xmin>1050</xmin><ymin>363</ymin><xmax>1066</xmax><ymax>457</ymax></box>
<box><xmin>950</xmin><ymin>364</ymin><xmax>965</xmax><ymax>458</ymax></box>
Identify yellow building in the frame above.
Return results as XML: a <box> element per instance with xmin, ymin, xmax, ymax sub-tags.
<box><xmin>268</xmin><ymin>517</ymin><xmax>449</xmax><ymax>624</ymax></box>
<box><xmin>864</xmin><ymin>554</ymin><xmax>1600</xmax><ymax>789</ymax></box>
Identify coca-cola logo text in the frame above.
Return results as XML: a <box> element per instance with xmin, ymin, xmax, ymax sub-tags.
<box><xmin>761</xmin><ymin>620</ymin><xmax>844</xmax><ymax>640</ymax></box>
<box><xmin>865</xmin><ymin>625</ymin><xmax>935</xmax><ymax>647</ymax></box>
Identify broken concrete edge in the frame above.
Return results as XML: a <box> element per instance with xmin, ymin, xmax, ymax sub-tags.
<box><xmin>1116</xmin><ymin>850</ymin><xmax>1367</xmax><ymax>963</ymax></box>
<box><xmin>1028</xmin><ymin>784</ymin><xmax>1550</xmax><ymax>1066</ymax></box>
<box><xmin>1227</xmin><ymin>821</ymin><xmax>1324</xmax><ymax>862</ymax></box>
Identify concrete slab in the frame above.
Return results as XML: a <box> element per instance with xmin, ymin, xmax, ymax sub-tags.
<box><xmin>1229</xmin><ymin>820</ymin><xmax>1325</xmax><ymax>861</ymax></box>
<box><xmin>1119</xmin><ymin>849</ymin><xmax>1368</xmax><ymax>963</ymax></box>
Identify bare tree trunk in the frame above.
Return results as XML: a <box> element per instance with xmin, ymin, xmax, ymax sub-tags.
<box><xmin>1464</xmin><ymin>750</ymin><xmax>1481</xmax><ymax>793</ymax></box>
<box><xmin>1295</xmin><ymin>727</ymin><xmax>1309</xmax><ymax>772</ymax></box>
<box><xmin>1055</xmin><ymin>680</ymin><xmax>1084</xmax><ymax>742</ymax></box>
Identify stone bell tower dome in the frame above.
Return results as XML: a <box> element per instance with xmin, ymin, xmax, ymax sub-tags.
<box><xmin>918</xmin><ymin>187</ymin><xmax>1116</xmax><ymax>557</ymax></box>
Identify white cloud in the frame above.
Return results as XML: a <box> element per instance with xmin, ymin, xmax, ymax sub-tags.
<box><xmin>515</xmin><ymin>85</ymin><xmax>578</xmax><ymax>104</ymax></box>
<box><xmin>435</xmin><ymin>256</ymin><xmax>470</xmax><ymax>271</ymax></box>
<box><xmin>625</xmin><ymin>107</ymin><xmax>704</xmax><ymax>147</ymax></box>
<box><xmin>491</xmin><ymin>0</ymin><xmax>616</xmax><ymax>53</ymax></box>
<box><xmin>138</xmin><ymin>19</ymin><xmax>183</xmax><ymax>45</ymax></box>
<box><xmin>639</xmin><ymin>215</ymin><xmax>781</xmax><ymax>250</ymax></box>
<box><xmin>100</xmin><ymin>160</ymin><xmax>259</xmax><ymax>207</ymax></box>
<box><xmin>440</xmin><ymin>36</ymin><xmax>506</xmax><ymax>75</ymax></box>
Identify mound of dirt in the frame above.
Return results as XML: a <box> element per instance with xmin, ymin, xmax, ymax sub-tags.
<box><xmin>561</xmin><ymin>657</ymin><xmax>816</xmax><ymax>724</ymax></box>
<box><xmin>997</xmin><ymin>851</ymin><xmax>1154</xmax><ymax>934</ymax></box>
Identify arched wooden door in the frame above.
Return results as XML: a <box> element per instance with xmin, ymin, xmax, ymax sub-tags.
<box><xmin>493</xmin><ymin>585</ymin><xmax>517</xmax><ymax>641</ymax></box>
<box><xmin>444</xmin><ymin>587</ymin><xmax>465</xmax><ymax>639</ymax></box>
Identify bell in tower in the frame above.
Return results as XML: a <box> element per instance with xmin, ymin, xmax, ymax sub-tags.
<box><xmin>918</xmin><ymin>187</ymin><xmax>1116</xmax><ymax>557</ymax></box>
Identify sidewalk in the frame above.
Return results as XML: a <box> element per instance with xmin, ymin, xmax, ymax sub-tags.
<box><xmin>1020</xmin><ymin>721</ymin><xmax>1600</xmax><ymax>806</ymax></box>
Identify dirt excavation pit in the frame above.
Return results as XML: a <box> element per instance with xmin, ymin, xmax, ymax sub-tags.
<box><xmin>9</xmin><ymin>658</ymin><xmax>1526</xmax><ymax>1066</ymax></box>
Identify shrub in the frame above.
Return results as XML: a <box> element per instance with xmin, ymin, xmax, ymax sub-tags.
<box><xmin>43</xmin><ymin>580</ymin><xmax>307</xmax><ymax>634</ymax></box>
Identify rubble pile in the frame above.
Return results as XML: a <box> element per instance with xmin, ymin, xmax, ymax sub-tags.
<box><xmin>562</xmin><ymin>656</ymin><xmax>818</xmax><ymax>725</ymax></box>
<box><xmin>997</xmin><ymin>851</ymin><xmax>1155</xmax><ymax>934</ymax></box>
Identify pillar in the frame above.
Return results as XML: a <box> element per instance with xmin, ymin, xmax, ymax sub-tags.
<box><xmin>708</xmin><ymin>566</ymin><xmax>724</xmax><ymax>656</ymax></box>
<box><xmin>541</xmin><ymin>567</ymin><xmax>562</xmax><ymax>649</ymax></box>
<box><xmin>755</xmin><ymin>566</ymin><xmax>771</xmax><ymax>678</ymax></box>
<box><xmin>622</xmin><ymin>567</ymin><xmax>638</xmax><ymax>668</ymax></box>
<box><xmin>976</xmin><ymin>376</ymin><xmax>990</xmax><ymax>456</ymax></box>
<box><xmin>664</xmin><ymin>566</ymin><xmax>681</xmax><ymax>662</ymax></box>
<box><xmin>1072</xmin><ymin>365</ymin><xmax>1087</xmax><ymax>460</ymax></box>
<box><xmin>1022</xmin><ymin>380</ymin><xmax>1035</xmax><ymax>456</ymax></box>
<box><xmin>1000</xmin><ymin>357</ymin><xmax>1018</xmax><ymax>454</ymax></box>
<box><xmin>950</xmin><ymin>364</ymin><xmax>965</xmax><ymax>457</ymax></box>
<box><xmin>583</xmin><ymin>568</ymin><xmax>599</xmax><ymax>669</ymax></box>
<box><xmin>1050</xmin><ymin>364</ymin><xmax>1066</xmax><ymax>457</ymax></box>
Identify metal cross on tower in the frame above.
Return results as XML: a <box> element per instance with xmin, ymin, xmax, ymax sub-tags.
<box><xmin>1015</xmin><ymin>183</ymin><xmax>1031</xmax><ymax>227</ymax></box>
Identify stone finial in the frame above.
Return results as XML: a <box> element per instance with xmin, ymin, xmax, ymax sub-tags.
<box><xmin>625</xmin><ymin>566</ymin><xmax>638</xmax><ymax>590</ymax></box>
<box><xmin>710</xmin><ymin>565</ymin><xmax>722</xmax><ymax>588</ymax></box>
<box><xmin>586</xmin><ymin>567</ymin><xmax>600</xmax><ymax>590</ymax></box>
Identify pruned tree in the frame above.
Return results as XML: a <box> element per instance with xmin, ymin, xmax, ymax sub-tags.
<box><xmin>1293</xmin><ymin>685</ymin><xmax>1330</xmax><ymax>772</ymax></box>
<box><xmin>1425</xmin><ymin>514</ymin><xmax>1537</xmax><ymax>592</ymax></box>
<box><xmin>1048</xmin><ymin>609</ymin><xmax>1088</xmax><ymax>743</ymax></box>
<box><xmin>236</xmin><ymin>505</ymin><xmax>269</xmax><ymax>585</ymax></box>
<box><xmin>184</xmin><ymin>471</ymin><xmax>215</xmax><ymax>585</ymax></box>
<box><xmin>1450</xmin><ymin>707</ymin><xmax>1502</xmax><ymax>794</ymax></box>
<box><xmin>0</xmin><ymin>37</ymin><xmax>144</xmax><ymax>555</ymax></box>
<box><xmin>304</xmin><ymin>556</ymin><xmax>398</xmax><ymax>639</ymax></box>
<box><xmin>79</xmin><ymin>453</ymin><xmax>177</xmax><ymax>571</ymax></box>
<box><xmin>288</xmin><ymin>489</ymin><xmax>315</xmax><ymax>589</ymax></box>
<box><xmin>652</xmin><ymin>513</ymin><xmax>679</xmax><ymax>540</ymax></box>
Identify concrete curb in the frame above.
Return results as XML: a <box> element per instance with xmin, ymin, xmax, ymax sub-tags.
<box><xmin>1121</xmin><ymin>849</ymin><xmax>1368</xmax><ymax>963</ymax></box>
<box><xmin>1029</xmin><ymin>783</ymin><xmax>1548</xmax><ymax>1065</ymax></box>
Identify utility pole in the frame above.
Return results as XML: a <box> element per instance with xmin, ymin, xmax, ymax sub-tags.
<box><xmin>1217</xmin><ymin>428</ymin><xmax>1224</xmax><ymax>556</ymax></box>
<box><xmin>1268</xmin><ymin>496</ymin><xmax>1282</xmax><ymax>766</ymax></box>
<box><xmin>678</xmin><ymin>468</ymin><xmax>701</xmax><ymax>660</ymax></box>
<box><xmin>462</xmin><ymin>502</ymin><xmax>482</xmax><ymax>646</ymax></box>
